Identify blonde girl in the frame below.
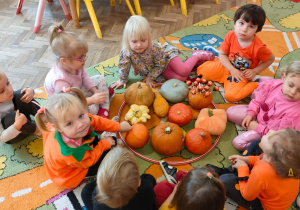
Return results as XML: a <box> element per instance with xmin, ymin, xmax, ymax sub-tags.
<box><xmin>111</xmin><ymin>15</ymin><xmax>215</xmax><ymax>89</ymax></box>
<box><xmin>35</xmin><ymin>87</ymin><xmax>131</xmax><ymax>189</ymax></box>
<box><xmin>45</xmin><ymin>24</ymin><xmax>114</xmax><ymax>118</ymax></box>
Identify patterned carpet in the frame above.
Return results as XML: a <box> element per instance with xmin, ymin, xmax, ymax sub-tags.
<box><xmin>1</xmin><ymin>0</ymin><xmax>300</xmax><ymax>209</ymax></box>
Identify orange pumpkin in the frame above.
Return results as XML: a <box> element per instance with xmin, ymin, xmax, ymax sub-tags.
<box><xmin>195</xmin><ymin>108</ymin><xmax>227</xmax><ymax>135</ymax></box>
<box><xmin>124</xmin><ymin>82</ymin><xmax>155</xmax><ymax>107</ymax></box>
<box><xmin>125</xmin><ymin>124</ymin><xmax>149</xmax><ymax>149</ymax></box>
<box><xmin>151</xmin><ymin>122</ymin><xmax>184</xmax><ymax>155</ymax></box>
<box><xmin>185</xmin><ymin>128</ymin><xmax>212</xmax><ymax>154</ymax></box>
<box><xmin>187</xmin><ymin>88</ymin><xmax>212</xmax><ymax>110</ymax></box>
<box><xmin>168</xmin><ymin>103</ymin><xmax>193</xmax><ymax>126</ymax></box>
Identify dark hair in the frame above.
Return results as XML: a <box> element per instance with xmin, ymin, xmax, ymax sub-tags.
<box><xmin>169</xmin><ymin>167</ymin><xmax>226</xmax><ymax>210</ymax></box>
<box><xmin>234</xmin><ymin>4</ymin><xmax>266</xmax><ymax>32</ymax></box>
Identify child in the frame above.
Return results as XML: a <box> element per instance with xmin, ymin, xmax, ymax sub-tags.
<box><xmin>81</xmin><ymin>146</ymin><xmax>156</xmax><ymax>210</ymax></box>
<box><xmin>111</xmin><ymin>15</ymin><xmax>215</xmax><ymax>89</ymax></box>
<box><xmin>0</xmin><ymin>71</ymin><xmax>40</xmax><ymax>143</ymax></box>
<box><xmin>35</xmin><ymin>87</ymin><xmax>131</xmax><ymax>189</ymax></box>
<box><xmin>45</xmin><ymin>24</ymin><xmax>113</xmax><ymax>118</ymax></box>
<box><xmin>154</xmin><ymin>167</ymin><xmax>226</xmax><ymax>210</ymax></box>
<box><xmin>197</xmin><ymin>4</ymin><xmax>275</xmax><ymax>102</ymax></box>
<box><xmin>215</xmin><ymin>128</ymin><xmax>300</xmax><ymax>210</ymax></box>
<box><xmin>226</xmin><ymin>61</ymin><xmax>300</xmax><ymax>151</ymax></box>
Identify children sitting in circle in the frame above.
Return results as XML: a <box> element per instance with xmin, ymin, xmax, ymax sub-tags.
<box><xmin>44</xmin><ymin>24</ymin><xmax>113</xmax><ymax>118</ymax></box>
<box><xmin>35</xmin><ymin>87</ymin><xmax>131</xmax><ymax>189</ymax></box>
<box><xmin>111</xmin><ymin>15</ymin><xmax>215</xmax><ymax>89</ymax></box>
<box><xmin>226</xmin><ymin>61</ymin><xmax>300</xmax><ymax>151</ymax></box>
<box><xmin>0</xmin><ymin>70</ymin><xmax>40</xmax><ymax>143</ymax></box>
<box><xmin>197</xmin><ymin>4</ymin><xmax>275</xmax><ymax>102</ymax></box>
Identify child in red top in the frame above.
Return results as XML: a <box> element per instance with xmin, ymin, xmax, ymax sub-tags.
<box><xmin>35</xmin><ymin>87</ymin><xmax>132</xmax><ymax>189</ymax></box>
<box><xmin>197</xmin><ymin>4</ymin><xmax>274</xmax><ymax>102</ymax></box>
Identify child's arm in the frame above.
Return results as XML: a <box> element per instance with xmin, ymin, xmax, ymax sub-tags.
<box><xmin>229</xmin><ymin>155</ymin><xmax>249</xmax><ymax>165</ymax></box>
<box><xmin>86</xmin><ymin>87</ymin><xmax>107</xmax><ymax>105</ymax></box>
<box><xmin>111</xmin><ymin>50</ymin><xmax>131</xmax><ymax>89</ymax></box>
<box><xmin>20</xmin><ymin>88</ymin><xmax>34</xmax><ymax>103</ymax></box>
<box><xmin>118</xmin><ymin>121</ymin><xmax>132</xmax><ymax>132</ymax></box>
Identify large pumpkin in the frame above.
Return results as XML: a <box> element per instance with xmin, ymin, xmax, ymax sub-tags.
<box><xmin>188</xmin><ymin>88</ymin><xmax>212</xmax><ymax>110</ymax></box>
<box><xmin>185</xmin><ymin>128</ymin><xmax>212</xmax><ymax>154</ymax></box>
<box><xmin>168</xmin><ymin>103</ymin><xmax>193</xmax><ymax>126</ymax></box>
<box><xmin>151</xmin><ymin>122</ymin><xmax>184</xmax><ymax>155</ymax></box>
<box><xmin>195</xmin><ymin>108</ymin><xmax>227</xmax><ymax>135</ymax></box>
<box><xmin>125</xmin><ymin>124</ymin><xmax>149</xmax><ymax>149</ymax></box>
<box><xmin>124</xmin><ymin>82</ymin><xmax>155</xmax><ymax>107</ymax></box>
<box><xmin>160</xmin><ymin>79</ymin><xmax>189</xmax><ymax>103</ymax></box>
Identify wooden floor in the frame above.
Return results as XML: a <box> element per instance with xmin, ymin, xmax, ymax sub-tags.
<box><xmin>0</xmin><ymin>0</ymin><xmax>246</xmax><ymax>89</ymax></box>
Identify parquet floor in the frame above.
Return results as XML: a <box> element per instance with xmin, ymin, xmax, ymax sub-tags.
<box><xmin>0</xmin><ymin>0</ymin><xmax>246</xmax><ymax>89</ymax></box>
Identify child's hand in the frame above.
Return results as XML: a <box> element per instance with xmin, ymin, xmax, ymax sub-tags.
<box><xmin>142</xmin><ymin>77</ymin><xmax>158</xmax><ymax>88</ymax></box>
<box><xmin>111</xmin><ymin>80</ymin><xmax>126</xmax><ymax>89</ymax></box>
<box><xmin>248</xmin><ymin>121</ymin><xmax>258</xmax><ymax>130</ymax></box>
<box><xmin>229</xmin><ymin>155</ymin><xmax>248</xmax><ymax>165</ymax></box>
<box><xmin>243</xmin><ymin>69</ymin><xmax>256</xmax><ymax>80</ymax></box>
<box><xmin>20</xmin><ymin>88</ymin><xmax>34</xmax><ymax>103</ymax></box>
<box><xmin>232</xmin><ymin>159</ymin><xmax>247</xmax><ymax>169</ymax></box>
<box><xmin>13</xmin><ymin>110</ymin><xmax>27</xmax><ymax>131</ymax></box>
<box><xmin>91</xmin><ymin>92</ymin><xmax>107</xmax><ymax>104</ymax></box>
<box><xmin>242</xmin><ymin>115</ymin><xmax>253</xmax><ymax>129</ymax></box>
<box><xmin>118</xmin><ymin>121</ymin><xmax>132</xmax><ymax>132</ymax></box>
<box><xmin>103</xmin><ymin>136</ymin><xmax>116</xmax><ymax>146</ymax></box>
<box><xmin>230</xmin><ymin>68</ymin><xmax>245</xmax><ymax>82</ymax></box>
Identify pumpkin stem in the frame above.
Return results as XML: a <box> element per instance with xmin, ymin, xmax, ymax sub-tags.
<box><xmin>173</xmin><ymin>83</ymin><xmax>177</xmax><ymax>87</ymax></box>
<box><xmin>137</xmin><ymin>83</ymin><xmax>142</xmax><ymax>89</ymax></box>
<box><xmin>165</xmin><ymin>127</ymin><xmax>172</xmax><ymax>134</ymax></box>
<box><xmin>177</xmin><ymin>111</ymin><xmax>181</xmax><ymax>115</ymax></box>
<box><xmin>199</xmin><ymin>132</ymin><xmax>206</xmax><ymax>138</ymax></box>
<box><xmin>208</xmin><ymin>109</ymin><xmax>214</xmax><ymax>117</ymax></box>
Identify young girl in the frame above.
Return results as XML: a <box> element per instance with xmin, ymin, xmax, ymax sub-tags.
<box><xmin>81</xmin><ymin>146</ymin><xmax>156</xmax><ymax>210</ymax></box>
<box><xmin>45</xmin><ymin>24</ymin><xmax>113</xmax><ymax>118</ymax></box>
<box><xmin>154</xmin><ymin>167</ymin><xmax>226</xmax><ymax>210</ymax></box>
<box><xmin>0</xmin><ymin>71</ymin><xmax>40</xmax><ymax>143</ymax></box>
<box><xmin>226</xmin><ymin>61</ymin><xmax>300</xmax><ymax>151</ymax></box>
<box><xmin>35</xmin><ymin>87</ymin><xmax>131</xmax><ymax>189</ymax></box>
<box><xmin>218</xmin><ymin>128</ymin><xmax>300</xmax><ymax>210</ymax></box>
<box><xmin>111</xmin><ymin>15</ymin><xmax>215</xmax><ymax>89</ymax></box>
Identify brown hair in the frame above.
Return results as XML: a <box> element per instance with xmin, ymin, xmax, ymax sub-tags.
<box><xmin>169</xmin><ymin>167</ymin><xmax>226</xmax><ymax>210</ymax></box>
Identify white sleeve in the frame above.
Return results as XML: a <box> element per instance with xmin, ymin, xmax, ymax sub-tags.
<box><xmin>0</xmin><ymin>123</ymin><xmax>21</xmax><ymax>143</ymax></box>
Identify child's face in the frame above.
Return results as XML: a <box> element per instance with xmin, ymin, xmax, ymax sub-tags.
<box><xmin>234</xmin><ymin>18</ymin><xmax>258</xmax><ymax>42</ymax></box>
<box><xmin>129</xmin><ymin>33</ymin><xmax>149</xmax><ymax>54</ymax></box>
<box><xmin>61</xmin><ymin>53</ymin><xmax>87</xmax><ymax>74</ymax></box>
<box><xmin>282</xmin><ymin>74</ymin><xmax>300</xmax><ymax>101</ymax></box>
<box><xmin>55</xmin><ymin>105</ymin><xmax>91</xmax><ymax>140</ymax></box>
<box><xmin>260</xmin><ymin>129</ymin><xmax>275</xmax><ymax>153</ymax></box>
<box><xmin>0</xmin><ymin>74</ymin><xmax>14</xmax><ymax>103</ymax></box>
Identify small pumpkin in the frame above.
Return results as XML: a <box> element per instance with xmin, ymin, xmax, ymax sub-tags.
<box><xmin>124</xmin><ymin>82</ymin><xmax>155</xmax><ymax>107</ymax></box>
<box><xmin>160</xmin><ymin>79</ymin><xmax>189</xmax><ymax>103</ymax></box>
<box><xmin>185</xmin><ymin>128</ymin><xmax>212</xmax><ymax>154</ymax></box>
<box><xmin>168</xmin><ymin>103</ymin><xmax>193</xmax><ymax>126</ymax></box>
<box><xmin>152</xmin><ymin>88</ymin><xmax>169</xmax><ymax>118</ymax></box>
<box><xmin>195</xmin><ymin>108</ymin><xmax>227</xmax><ymax>135</ymax></box>
<box><xmin>125</xmin><ymin>104</ymin><xmax>151</xmax><ymax>125</ymax></box>
<box><xmin>151</xmin><ymin>122</ymin><xmax>184</xmax><ymax>155</ymax></box>
<box><xmin>188</xmin><ymin>87</ymin><xmax>212</xmax><ymax>110</ymax></box>
<box><xmin>125</xmin><ymin>124</ymin><xmax>149</xmax><ymax>149</ymax></box>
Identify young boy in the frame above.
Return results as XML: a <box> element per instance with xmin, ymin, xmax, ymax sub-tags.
<box><xmin>0</xmin><ymin>71</ymin><xmax>40</xmax><ymax>143</ymax></box>
<box><xmin>197</xmin><ymin>4</ymin><xmax>275</xmax><ymax>102</ymax></box>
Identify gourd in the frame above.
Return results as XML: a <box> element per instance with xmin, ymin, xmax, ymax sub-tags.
<box><xmin>124</xmin><ymin>82</ymin><xmax>155</xmax><ymax>107</ymax></box>
<box><xmin>151</xmin><ymin>122</ymin><xmax>184</xmax><ymax>155</ymax></box>
<box><xmin>160</xmin><ymin>79</ymin><xmax>189</xmax><ymax>103</ymax></box>
<box><xmin>185</xmin><ymin>128</ymin><xmax>212</xmax><ymax>154</ymax></box>
<box><xmin>125</xmin><ymin>124</ymin><xmax>149</xmax><ymax>149</ymax></box>
<box><xmin>152</xmin><ymin>88</ymin><xmax>169</xmax><ymax>118</ymax></box>
<box><xmin>124</xmin><ymin>104</ymin><xmax>151</xmax><ymax>125</ymax></box>
<box><xmin>168</xmin><ymin>103</ymin><xmax>193</xmax><ymax>126</ymax></box>
<box><xmin>195</xmin><ymin>108</ymin><xmax>227</xmax><ymax>135</ymax></box>
<box><xmin>188</xmin><ymin>87</ymin><xmax>212</xmax><ymax>110</ymax></box>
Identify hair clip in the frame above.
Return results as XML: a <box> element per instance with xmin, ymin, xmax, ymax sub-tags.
<box><xmin>38</xmin><ymin>107</ymin><xmax>45</xmax><ymax>114</ymax></box>
<box><xmin>54</xmin><ymin>54</ymin><xmax>60</xmax><ymax>59</ymax></box>
<box><xmin>288</xmin><ymin>168</ymin><xmax>294</xmax><ymax>177</ymax></box>
<box><xmin>57</xmin><ymin>29</ymin><xmax>62</xmax><ymax>33</ymax></box>
<box><xmin>62</xmin><ymin>86</ymin><xmax>71</xmax><ymax>93</ymax></box>
<box><xmin>207</xmin><ymin>172</ymin><xmax>213</xmax><ymax>179</ymax></box>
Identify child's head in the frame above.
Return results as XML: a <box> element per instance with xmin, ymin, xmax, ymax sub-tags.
<box><xmin>35</xmin><ymin>87</ymin><xmax>89</xmax><ymax>139</ymax></box>
<box><xmin>0</xmin><ymin>71</ymin><xmax>13</xmax><ymax>103</ymax></box>
<box><xmin>95</xmin><ymin>146</ymin><xmax>139</xmax><ymax>208</ymax></box>
<box><xmin>279</xmin><ymin>61</ymin><xmax>300</xmax><ymax>101</ymax></box>
<box><xmin>261</xmin><ymin>128</ymin><xmax>300</xmax><ymax>179</ymax></box>
<box><xmin>122</xmin><ymin>15</ymin><xmax>152</xmax><ymax>55</ymax></box>
<box><xmin>49</xmin><ymin>24</ymin><xmax>88</xmax><ymax>65</ymax></box>
<box><xmin>234</xmin><ymin>4</ymin><xmax>266</xmax><ymax>32</ymax></box>
<box><xmin>169</xmin><ymin>167</ymin><xmax>226</xmax><ymax>210</ymax></box>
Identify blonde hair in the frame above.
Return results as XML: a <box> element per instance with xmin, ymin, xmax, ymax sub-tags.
<box><xmin>278</xmin><ymin>61</ymin><xmax>300</xmax><ymax>78</ymax></box>
<box><xmin>122</xmin><ymin>15</ymin><xmax>152</xmax><ymax>55</ymax></box>
<box><xmin>35</xmin><ymin>87</ymin><xmax>88</xmax><ymax>132</ymax></box>
<box><xmin>48</xmin><ymin>24</ymin><xmax>88</xmax><ymax>60</ymax></box>
<box><xmin>95</xmin><ymin>147</ymin><xmax>140</xmax><ymax>208</ymax></box>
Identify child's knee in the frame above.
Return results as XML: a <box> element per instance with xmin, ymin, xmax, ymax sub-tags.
<box><xmin>232</xmin><ymin>131</ymin><xmax>261</xmax><ymax>151</ymax></box>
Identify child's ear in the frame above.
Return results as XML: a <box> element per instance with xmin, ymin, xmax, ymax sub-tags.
<box><xmin>282</xmin><ymin>73</ymin><xmax>287</xmax><ymax>82</ymax></box>
<box><xmin>59</xmin><ymin>57</ymin><xmax>67</xmax><ymax>64</ymax></box>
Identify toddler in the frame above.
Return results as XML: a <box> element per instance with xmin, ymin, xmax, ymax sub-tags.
<box><xmin>197</xmin><ymin>4</ymin><xmax>275</xmax><ymax>102</ymax></box>
<box><xmin>35</xmin><ymin>87</ymin><xmax>131</xmax><ymax>189</ymax></box>
<box><xmin>81</xmin><ymin>146</ymin><xmax>156</xmax><ymax>210</ymax></box>
<box><xmin>111</xmin><ymin>15</ymin><xmax>215</xmax><ymax>89</ymax></box>
<box><xmin>0</xmin><ymin>71</ymin><xmax>40</xmax><ymax>143</ymax></box>
<box><xmin>45</xmin><ymin>24</ymin><xmax>113</xmax><ymax>118</ymax></box>
<box><xmin>227</xmin><ymin>61</ymin><xmax>300</xmax><ymax>151</ymax></box>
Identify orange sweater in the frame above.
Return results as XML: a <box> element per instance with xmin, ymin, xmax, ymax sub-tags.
<box><xmin>43</xmin><ymin>114</ymin><xmax>120</xmax><ymax>189</ymax></box>
<box><xmin>238</xmin><ymin>156</ymin><xmax>298</xmax><ymax>210</ymax></box>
